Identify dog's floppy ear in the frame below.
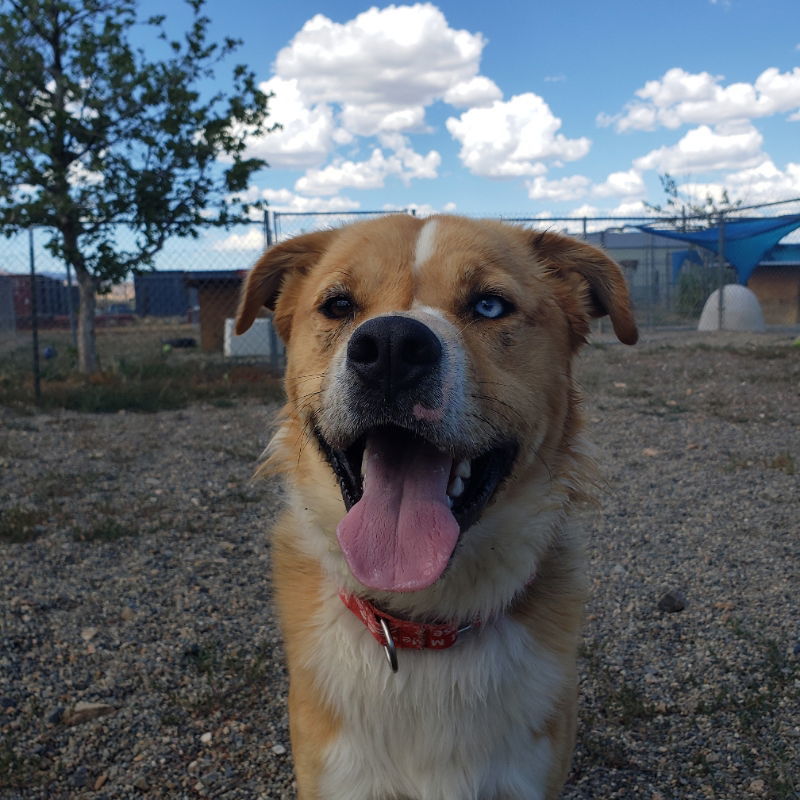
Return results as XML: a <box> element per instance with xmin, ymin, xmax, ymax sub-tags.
<box><xmin>235</xmin><ymin>229</ymin><xmax>338</xmax><ymax>339</ymax></box>
<box><xmin>531</xmin><ymin>230</ymin><xmax>638</xmax><ymax>345</ymax></box>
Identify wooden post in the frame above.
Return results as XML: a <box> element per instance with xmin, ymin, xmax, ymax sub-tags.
<box><xmin>717</xmin><ymin>213</ymin><xmax>725</xmax><ymax>329</ymax></box>
<box><xmin>28</xmin><ymin>228</ymin><xmax>41</xmax><ymax>404</ymax></box>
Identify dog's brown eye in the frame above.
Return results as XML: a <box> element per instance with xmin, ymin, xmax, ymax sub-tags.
<box><xmin>320</xmin><ymin>294</ymin><xmax>356</xmax><ymax>320</ymax></box>
<box><xmin>472</xmin><ymin>294</ymin><xmax>513</xmax><ymax>319</ymax></box>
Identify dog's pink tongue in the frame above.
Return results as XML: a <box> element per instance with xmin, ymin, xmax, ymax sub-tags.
<box><xmin>336</xmin><ymin>430</ymin><xmax>458</xmax><ymax>593</ymax></box>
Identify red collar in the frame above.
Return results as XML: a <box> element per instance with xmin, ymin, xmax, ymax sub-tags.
<box><xmin>339</xmin><ymin>591</ymin><xmax>479</xmax><ymax>672</ymax></box>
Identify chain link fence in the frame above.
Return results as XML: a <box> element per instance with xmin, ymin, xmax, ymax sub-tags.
<box><xmin>501</xmin><ymin>215</ymin><xmax>739</xmax><ymax>330</ymax></box>
<box><xmin>0</xmin><ymin>220</ymin><xmax>276</xmax><ymax>378</ymax></box>
<box><xmin>2</xmin><ymin>206</ymin><xmax>798</xmax><ymax>403</ymax></box>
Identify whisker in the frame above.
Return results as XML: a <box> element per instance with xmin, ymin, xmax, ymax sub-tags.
<box><xmin>295</xmin><ymin>415</ymin><xmax>317</xmax><ymax>467</ymax></box>
<box><xmin>475</xmin><ymin>380</ymin><xmax>513</xmax><ymax>388</ymax></box>
<box><xmin>455</xmin><ymin>317</ymin><xmax>481</xmax><ymax>337</ymax></box>
<box><xmin>294</xmin><ymin>389</ymin><xmax>324</xmax><ymax>403</ymax></box>
<box><xmin>286</xmin><ymin>372</ymin><xmax>327</xmax><ymax>384</ymax></box>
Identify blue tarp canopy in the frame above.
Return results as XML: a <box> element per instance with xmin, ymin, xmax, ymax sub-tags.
<box><xmin>638</xmin><ymin>214</ymin><xmax>800</xmax><ymax>284</ymax></box>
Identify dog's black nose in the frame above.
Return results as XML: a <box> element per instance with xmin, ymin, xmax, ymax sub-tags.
<box><xmin>347</xmin><ymin>315</ymin><xmax>442</xmax><ymax>401</ymax></box>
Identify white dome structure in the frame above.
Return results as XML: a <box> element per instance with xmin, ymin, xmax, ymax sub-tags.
<box><xmin>697</xmin><ymin>284</ymin><xmax>766</xmax><ymax>332</ymax></box>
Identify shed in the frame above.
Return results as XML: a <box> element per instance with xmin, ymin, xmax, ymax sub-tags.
<box><xmin>747</xmin><ymin>244</ymin><xmax>800</xmax><ymax>325</ymax></box>
<box><xmin>184</xmin><ymin>270</ymin><xmax>246</xmax><ymax>352</ymax></box>
<box><xmin>134</xmin><ymin>271</ymin><xmax>196</xmax><ymax>317</ymax></box>
<box><xmin>0</xmin><ymin>275</ymin><xmax>15</xmax><ymax>333</ymax></box>
<box><xmin>8</xmin><ymin>273</ymin><xmax>78</xmax><ymax>327</ymax></box>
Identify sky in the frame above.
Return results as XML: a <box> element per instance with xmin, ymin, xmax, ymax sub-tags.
<box><xmin>135</xmin><ymin>0</ymin><xmax>800</xmax><ymax>241</ymax></box>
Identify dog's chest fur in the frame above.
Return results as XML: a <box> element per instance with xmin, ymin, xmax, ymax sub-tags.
<box><xmin>307</xmin><ymin>584</ymin><xmax>565</xmax><ymax>800</ymax></box>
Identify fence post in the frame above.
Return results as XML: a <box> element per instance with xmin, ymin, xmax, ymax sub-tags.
<box><xmin>263</xmin><ymin>205</ymin><xmax>273</xmax><ymax>248</ymax></box>
<box><xmin>717</xmin><ymin>213</ymin><xmax>725</xmax><ymax>330</ymax></box>
<box><xmin>28</xmin><ymin>227</ymin><xmax>42</xmax><ymax>404</ymax></box>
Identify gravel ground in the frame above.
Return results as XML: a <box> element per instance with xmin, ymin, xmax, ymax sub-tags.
<box><xmin>1</xmin><ymin>330</ymin><xmax>799</xmax><ymax>799</ymax></box>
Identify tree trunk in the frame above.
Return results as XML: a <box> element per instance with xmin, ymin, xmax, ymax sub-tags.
<box><xmin>75</xmin><ymin>266</ymin><xmax>99</xmax><ymax>374</ymax></box>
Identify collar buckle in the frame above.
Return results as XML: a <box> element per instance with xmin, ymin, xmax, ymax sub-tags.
<box><xmin>378</xmin><ymin>617</ymin><xmax>399</xmax><ymax>673</ymax></box>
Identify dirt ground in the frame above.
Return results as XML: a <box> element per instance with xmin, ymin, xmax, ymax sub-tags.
<box><xmin>1</xmin><ymin>329</ymin><xmax>799</xmax><ymax>799</ymax></box>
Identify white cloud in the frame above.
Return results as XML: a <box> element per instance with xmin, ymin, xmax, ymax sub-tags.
<box><xmin>339</xmin><ymin>103</ymin><xmax>427</xmax><ymax>137</ymax></box>
<box><xmin>677</xmin><ymin>159</ymin><xmax>800</xmax><ymax>207</ymax></box>
<box><xmin>211</xmin><ymin>228</ymin><xmax>265</xmax><ymax>251</ymax></box>
<box><xmin>526</xmin><ymin>167</ymin><xmax>646</xmax><ymax>206</ymax></box>
<box><xmin>443</xmin><ymin>76</ymin><xmax>502</xmax><ymax>108</ymax></box>
<box><xmin>254</xmin><ymin>187</ymin><xmax>362</xmax><ymax>213</ymax></box>
<box><xmin>240</xmin><ymin>3</ymin><xmax>502</xmax><ymax>195</ymax></box>
<box><xmin>248</xmin><ymin>77</ymin><xmax>337</xmax><ymax>168</ymax></box>
<box><xmin>608</xmin><ymin>199</ymin><xmax>651</xmax><ymax>217</ymax></box>
<box><xmin>273</xmin><ymin>4</ymin><xmax>490</xmax><ymax>137</ymax></box>
<box><xmin>601</xmin><ymin>67</ymin><xmax>800</xmax><ymax>131</ymax></box>
<box><xmin>446</xmin><ymin>93</ymin><xmax>591</xmax><ymax>178</ymax></box>
<box><xmin>526</xmin><ymin>174</ymin><xmax>591</xmax><ymax>202</ymax></box>
<box><xmin>294</xmin><ymin>138</ymin><xmax>441</xmax><ymax>196</ymax></box>
<box><xmin>633</xmin><ymin>123</ymin><xmax>765</xmax><ymax>174</ymax></box>
<box><xmin>381</xmin><ymin>201</ymin><xmax>456</xmax><ymax>216</ymax></box>
<box><xmin>568</xmin><ymin>204</ymin><xmax>601</xmax><ymax>219</ymax></box>
<box><xmin>592</xmin><ymin>169</ymin><xmax>646</xmax><ymax>198</ymax></box>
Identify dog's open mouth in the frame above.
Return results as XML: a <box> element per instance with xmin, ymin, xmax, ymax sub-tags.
<box><xmin>315</xmin><ymin>425</ymin><xmax>517</xmax><ymax>593</ymax></box>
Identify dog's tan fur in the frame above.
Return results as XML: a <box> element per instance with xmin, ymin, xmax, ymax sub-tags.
<box><xmin>236</xmin><ymin>214</ymin><xmax>636</xmax><ymax>800</ymax></box>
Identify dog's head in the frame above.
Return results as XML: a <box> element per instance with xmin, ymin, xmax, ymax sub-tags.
<box><xmin>237</xmin><ymin>215</ymin><xmax>636</xmax><ymax>609</ymax></box>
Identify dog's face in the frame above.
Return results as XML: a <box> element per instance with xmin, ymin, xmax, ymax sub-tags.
<box><xmin>237</xmin><ymin>215</ymin><xmax>636</xmax><ymax>609</ymax></box>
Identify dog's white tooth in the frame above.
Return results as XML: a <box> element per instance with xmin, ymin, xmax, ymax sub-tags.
<box><xmin>455</xmin><ymin>459</ymin><xmax>471</xmax><ymax>479</ymax></box>
<box><xmin>447</xmin><ymin>476</ymin><xmax>464</xmax><ymax>498</ymax></box>
<box><xmin>360</xmin><ymin>442</ymin><xmax>375</xmax><ymax>480</ymax></box>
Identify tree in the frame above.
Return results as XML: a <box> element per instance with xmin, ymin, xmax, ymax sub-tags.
<box><xmin>646</xmin><ymin>173</ymin><xmax>741</xmax><ymax>319</ymax></box>
<box><xmin>0</xmin><ymin>0</ymin><xmax>275</xmax><ymax>372</ymax></box>
<box><xmin>645</xmin><ymin>173</ymin><xmax>742</xmax><ymax>229</ymax></box>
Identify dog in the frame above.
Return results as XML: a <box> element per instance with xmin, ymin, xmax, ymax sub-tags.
<box><xmin>235</xmin><ymin>214</ymin><xmax>637</xmax><ymax>800</ymax></box>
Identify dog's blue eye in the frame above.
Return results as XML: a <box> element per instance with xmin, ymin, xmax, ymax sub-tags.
<box><xmin>473</xmin><ymin>294</ymin><xmax>510</xmax><ymax>319</ymax></box>
<box><xmin>321</xmin><ymin>294</ymin><xmax>355</xmax><ymax>319</ymax></box>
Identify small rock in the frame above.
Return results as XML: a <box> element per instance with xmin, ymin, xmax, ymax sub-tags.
<box><xmin>200</xmin><ymin>731</ymin><xmax>213</xmax><ymax>745</ymax></box>
<box><xmin>132</xmin><ymin>774</ymin><xmax>149</xmax><ymax>792</ymax></box>
<box><xmin>63</xmin><ymin>701</ymin><xmax>116</xmax><ymax>726</ymax></box>
<box><xmin>70</xmin><ymin>766</ymin><xmax>90</xmax><ymax>788</ymax></box>
<box><xmin>271</xmin><ymin>744</ymin><xmax>286</xmax><ymax>755</ymax></box>
<box><xmin>94</xmin><ymin>774</ymin><xmax>108</xmax><ymax>791</ymax></box>
<box><xmin>749</xmin><ymin>778</ymin><xmax>766</xmax><ymax>794</ymax></box>
<box><xmin>0</xmin><ymin>697</ymin><xmax>16</xmax><ymax>710</ymax></box>
<box><xmin>47</xmin><ymin>706</ymin><xmax>65</xmax><ymax>725</ymax></box>
<box><xmin>657</xmin><ymin>589</ymin><xmax>687</xmax><ymax>613</ymax></box>
<box><xmin>120</xmin><ymin>606</ymin><xmax>136</xmax><ymax>622</ymax></box>
<box><xmin>81</xmin><ymin>626</ymin><xmax>98</xmax><ymax>642</ymax></box>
